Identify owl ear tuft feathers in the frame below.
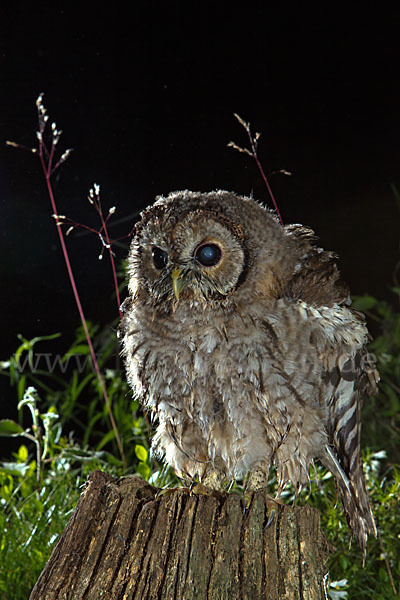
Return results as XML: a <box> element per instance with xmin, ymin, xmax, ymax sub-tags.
<box><xmin>120</xmin><ymin>190</ymin><xmax>377</xmax><ymax>555</ymax></box>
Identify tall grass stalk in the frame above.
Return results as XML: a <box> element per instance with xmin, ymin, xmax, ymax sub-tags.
<box><xmin>228</xmin><ymin>113</ymin><xmax>287</xmax><ymax>226</ymax></box>
<box><xmin>7</xmin><ymin>94</ymin><xmax>126</xmax><ymax>468</ymax></box>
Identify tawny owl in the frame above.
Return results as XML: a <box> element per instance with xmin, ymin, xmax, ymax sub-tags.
<box><xmin>119</xmin><ymin>190</ymin><xmax>378</xmax><ymax>553</ymax></box>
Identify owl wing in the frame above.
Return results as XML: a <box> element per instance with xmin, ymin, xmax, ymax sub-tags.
<box><xmin>320</xmin><ymin>312</ymin><xmax>378</xmax><ymax>557</ymax></box>
<box><xmin>283</xmin><ymin>225</ymin><xmax>378</xmax><ymax>555</ymax></box>
<box><xmin>284</xmin><ymin>223</ymin><xmax>349</xmax><ymax>307</ymax></box>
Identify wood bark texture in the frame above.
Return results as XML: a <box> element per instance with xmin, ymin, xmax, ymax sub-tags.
<box><xmin>30</xmin><ymin>470</ymin><xmax>329</xmax><ymax>600</ymax></box>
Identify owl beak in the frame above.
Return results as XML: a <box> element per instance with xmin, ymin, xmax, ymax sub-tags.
<box><xmin>171</xmin><ymin>267</ymin><xmax>186</xmax><ymax>300</ymax></box>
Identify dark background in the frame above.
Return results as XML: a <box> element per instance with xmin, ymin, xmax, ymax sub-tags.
<box><xmin>1</xmin><ymin>5</ymin><xmax>400</xmax><ymax>432</ymax></box>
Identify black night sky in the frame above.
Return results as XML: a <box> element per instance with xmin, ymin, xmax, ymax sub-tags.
<box><xmin>1</xmin><ymin>5</ymin><xmax>400</xmax><ymax>428</ymax></box>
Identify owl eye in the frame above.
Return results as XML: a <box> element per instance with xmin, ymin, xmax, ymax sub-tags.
<box><xmin>152</xmin><ymin>246</ymin><xmax>168</xmax><ymax>269</ymax></box>
<box><xmin>194</xmin><ymin>243</ymin><xmax>222</xmax><ymax>267</ymax></box>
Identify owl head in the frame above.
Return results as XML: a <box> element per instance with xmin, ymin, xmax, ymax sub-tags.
<box><xmin>126</xmin><ymin>190</ymin><xmax>346</xmax><ymax>312</ymax></box>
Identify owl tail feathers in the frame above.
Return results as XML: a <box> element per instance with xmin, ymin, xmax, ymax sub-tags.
<box><xmin>322</xmin><ymin>445</ymin><xmax>377</xmax><ymax>559</ymax></box>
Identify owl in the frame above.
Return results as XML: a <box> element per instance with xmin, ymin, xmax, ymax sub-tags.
<box><xmin>119</xmin><ymin>190</ymin><xmax>378</xmax><ymax>554</ymax></box>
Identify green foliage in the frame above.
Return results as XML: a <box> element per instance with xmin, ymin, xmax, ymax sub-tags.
<box><xmin>1</xmin><ymin>289</ymin><xmax>400</xmax><ymax>598</ymax></box>
<box><xmin>0</xmin><ymin>332</ymin><xmax>178</xmax><ymax>598</ymax></box>
<box><xmin>352</xmin><ymin>290</ymin><xmax>400</xmax><ymax>463</ymax></box>
<box><xmin>0</xmin><ymin>388</ymin><xmax>109</xmax><ymax>598</ymax></box>
<box><xmin>309</xmin><ymin>452</ymin><xmax>400</xmax><ymax>599</ymax></box>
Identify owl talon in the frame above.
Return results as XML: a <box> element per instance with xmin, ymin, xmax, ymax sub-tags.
<box><xmin>266</xmin><ymin>506</ymin><xmax>277</xmax><ymax>528</ymax></box>
<box><xmin>242</xmin><ymin>490</ymin><xmax>254</xmax><ymax>514</ymax></box>
<box><xmin>155</xmin><ymin>486</ymin><xmax>189</xmax><ymax>500</ymax></box>
<box><xmin>155</xmin><ymin>487</ymin><xmax>174</xmax><ymax>500</ymax></box>
<box><xmin>265</xmin><ymin>496</ymin><xmax>282</xmax><ymax>528</ymax></box>
<box><xmin>190</xmin><ymin>482</ymin><xmax>210</xmax><ymax>495</ymax></box>
<box><xmin>190</xmin><ymin>482</ymin><xmax>223</xmax><ymax>497</ymax></box>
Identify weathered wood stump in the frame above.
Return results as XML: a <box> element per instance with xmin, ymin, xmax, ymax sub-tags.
<box><xmin>30</xmin><ymin>470</ymin><xmax>329</xmax><ymax>599</ymax></box>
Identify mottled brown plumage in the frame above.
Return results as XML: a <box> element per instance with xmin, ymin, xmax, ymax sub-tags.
<box><xmin>120</xmin><ymin>190</ymin><xmax>378</xmax><ymax>554</ymax></box>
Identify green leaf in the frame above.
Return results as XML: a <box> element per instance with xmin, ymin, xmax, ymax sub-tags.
<box><xmin>136</xmin><ymin>462</ymin><xmax>151</xmax><ymax>481</ymax></box>
<box><xmin>61</xmin><ymin>345</ymin><xmax>90</xmax><ymax>361</ymax></box>
<box><xmin>17</xmin><ymin>445</ymin><xmax>28</xmax><ymax>462</ymax></box>
<box><xmin>96</xmin><ymin>429</ymin><xmax>116</xmax><ymax>451</ymax></box>
<box><xmin>61</xmin><ymin>447</ymin><xmax>105</xmax><ymax>462</ymax></box>
<box><xmin>0</xmin><ymin>419</ymin><xmax>24</xmax><ymax>437</ymax></box>
<box><xmin>352</xmin><ymin>294</ymin><xmax>377</xmax><ymax>311</ymax></box>
<box><xmin>378</xmin><ymin>566</ymin><xmax>388</xmax><ymax>582</ymax></box>
<box><xmin>135</xmin><ymin>444</ymin><xmax>148</xmax><ymax>462</ymax></box>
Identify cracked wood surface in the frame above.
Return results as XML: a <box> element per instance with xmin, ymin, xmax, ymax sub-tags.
<box><xmin>29</xmin><ymin>470</ymin><xmax>329</xmax><ymax>600</ymax></box>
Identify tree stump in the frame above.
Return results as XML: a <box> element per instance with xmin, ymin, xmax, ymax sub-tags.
<box><xmin>30</xmin><ymin>470</ymin><xmax>329</xmax><ymax>599</ymax></box>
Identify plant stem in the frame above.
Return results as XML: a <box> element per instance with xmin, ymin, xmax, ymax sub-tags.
<box><xmin>247</xmin><ymin>129</ymin><xmax>284</xmax><ymax>226</ymax></box>
<box><xmin>97</xmin><ymin>207</ymin><xmax>122</xmax><ymax>317</ymax></box>
<box><xmin>229</xmin><ymin>114</ymin><xmax>284</xmax><ymax>226</ymax></box>
<box><xmin>38</xmin><ymin>146</ymin><xmax>127</xmax><ymax>469</ymax></box>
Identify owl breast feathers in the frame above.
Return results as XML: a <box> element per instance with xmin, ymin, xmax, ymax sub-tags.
<box><xmin>120</xmin><ymin>190</ymin><xmax>378</xmax><ymax>554</ymax></box>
